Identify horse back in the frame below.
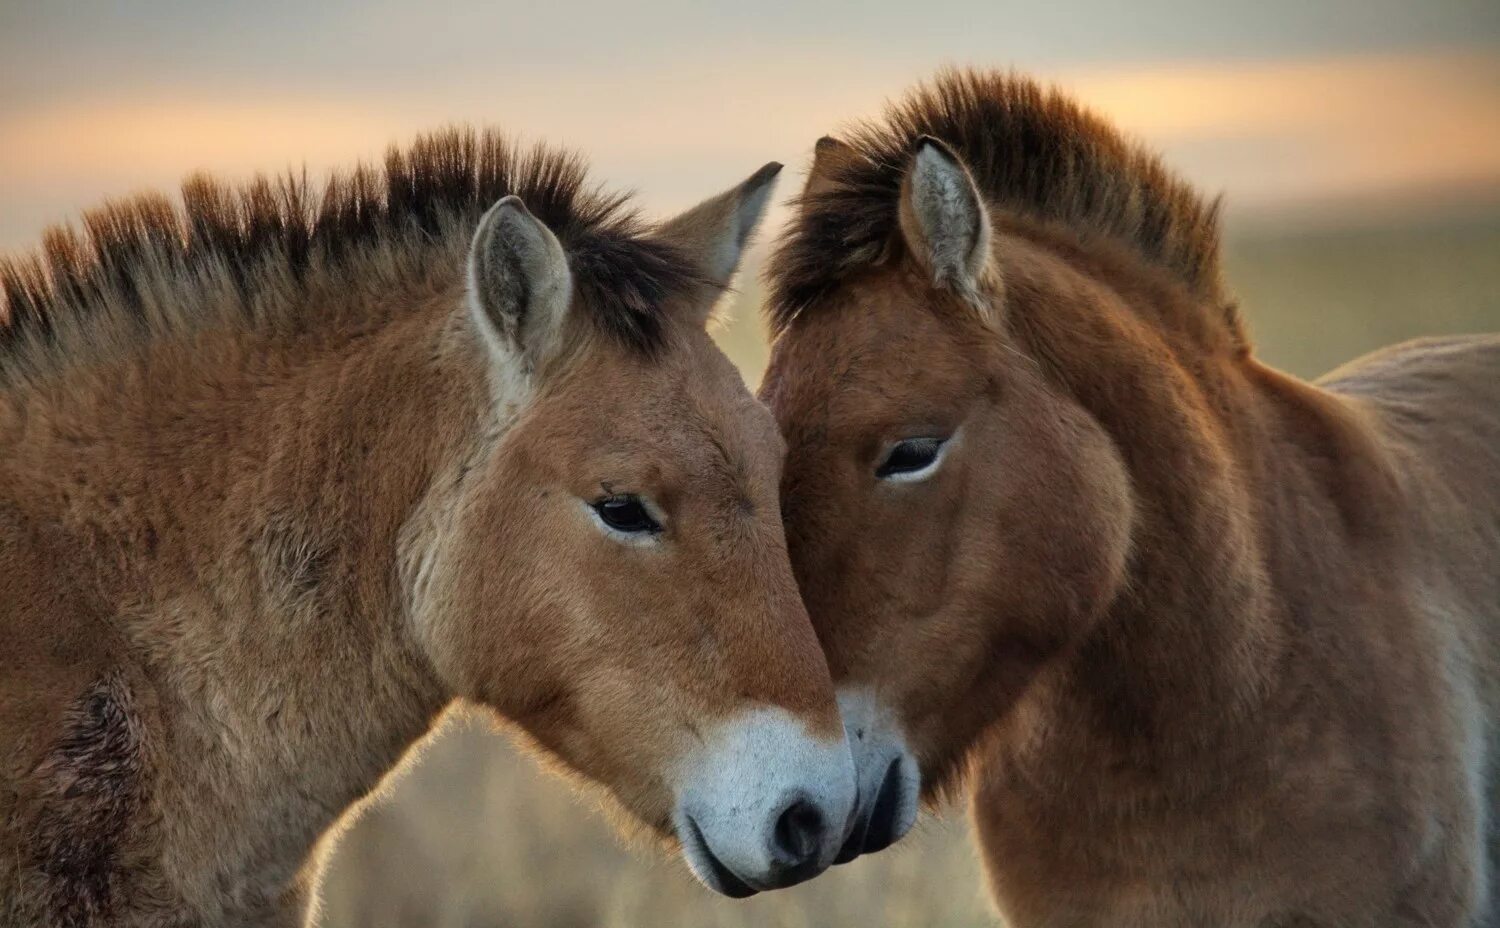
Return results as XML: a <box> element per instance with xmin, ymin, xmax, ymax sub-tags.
<box><xmin>1320</xmin><ymin>334</ymin><xmax>1500</xmax><ymax>636</ymax></box>
<box><xmin>1322</xmin><ymin>334</ymin><xmax>1500</xmax><ymax>919</ymax></box>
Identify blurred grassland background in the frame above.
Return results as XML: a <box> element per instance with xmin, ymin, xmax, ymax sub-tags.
<box><xmin>2</xmin><ymin>0</ymin><xmax>1497</xmax><ymax>925</ymax></box>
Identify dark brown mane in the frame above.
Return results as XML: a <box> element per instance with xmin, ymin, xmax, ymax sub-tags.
<box><xmin>0</xmin><ymin>127</ymin><xmax>700</xmax><ymax>371</ymax></box>
<box><xmin>766</xmin><ymin>69</ymin><xmax>1229</xmax><ymax>334</ymax></box>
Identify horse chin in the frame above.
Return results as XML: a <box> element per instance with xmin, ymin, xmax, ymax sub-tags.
<box><xmin>675</xmin><ymin>813</ymin><xmax>762</xmax><ymax>898</ymax></box>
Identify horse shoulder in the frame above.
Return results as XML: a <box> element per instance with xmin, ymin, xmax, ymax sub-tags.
<box><xmin>0</xmin><ymin>505</ymin><xmax>162</xmax><ymax>926</ymax></box>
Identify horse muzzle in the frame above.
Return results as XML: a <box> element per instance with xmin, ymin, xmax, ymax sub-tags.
<box><xmin>832</xmin><ymin>687</ymin><xmax>921</xmax><ymax>863</ymax></box>
<box><xmin>672</xmin><ymin>707</ymin><xmax>858</xmax><ymax>897</ymax></box>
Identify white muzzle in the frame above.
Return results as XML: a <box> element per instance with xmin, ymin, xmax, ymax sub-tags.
<box><xmin>672</xmin><ymin>707</ymin><xmax>857</xmax><ymax>896</ymax></box>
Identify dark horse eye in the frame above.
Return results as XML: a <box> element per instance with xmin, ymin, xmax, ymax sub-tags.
<box><xmin>592</xmin><ymin>495</ymin><xmax>661</xmax><ymax>534</ymax></box>
<box><xmin>876</xmin><ymin>438</ymin><xmax>947</xmax><ymax>480</ymax></box>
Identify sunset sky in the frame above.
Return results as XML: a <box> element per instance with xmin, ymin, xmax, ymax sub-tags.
<box><xmin>2</xmin><ymin>0</ymin><xmax>1497</xmax><ymax>252</ymax></box>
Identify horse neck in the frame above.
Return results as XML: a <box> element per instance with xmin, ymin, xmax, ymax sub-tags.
<box><xmin>991</xmin><ymin>236</ymin><xmax>1423</xmax><ymax>829</ymax></box>
<box><xmin>4</xmin><ymin>286</ymin><xmax>493</xmax><ymax>910</ymax></box>
<box><xmin>1016</xmin><ymin>237</ymin><xmax>1416</xmax><ymax>774</ymax></box>
<box><xmin>1008</xmin><ymin>251</ymin><xmax>1287</xmax><ymax>763</ymax></box>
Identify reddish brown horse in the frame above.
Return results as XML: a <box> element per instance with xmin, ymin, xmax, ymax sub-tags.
<box><xmin>0</xmin><ymin>130</ymin><xmax>855</xmax><ymax>927</ymax></box>
<box><xmin>761</xmin><ymin>70</ymin><xmax>1500</xmax><ymax>926</ymax></box>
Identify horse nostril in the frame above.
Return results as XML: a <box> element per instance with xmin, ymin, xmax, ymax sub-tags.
<box><xmin>772</xmin><ymin>798</ymin><xmax>825</xmax><ymax>867</ymax></box>
<box><xmin>862</xmin><ymin>758</ymin><xmax>905</xmax><ymax>854</ymax></box>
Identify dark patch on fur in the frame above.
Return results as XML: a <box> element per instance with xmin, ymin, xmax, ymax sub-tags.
<box><xmin>256</xmin><ymin>515</ymin><xmax>337</xmax><ymax>606</ymax></box>
<box><xmin>767</xmin><ymin>70</ymin><xmax>1237</xmax><ymax>340</ymax></box>
<box><xmin>30</xmin><ymin>674</ymin><xmax>146</xmax><ymax>927</ymax></box>
<box><xmin>1</xmin><ymin>127</ymin><xmax>702</xmax><ymax>361</ymax></box>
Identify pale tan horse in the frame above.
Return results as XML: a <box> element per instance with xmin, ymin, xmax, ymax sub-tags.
<box><xmin>760</xmin><ymin>70</ymin><xmax>1500</xmax><ymax>926</ymax></box>
<box><xmin>0</xmin><ymin>129</ymin><xmax>858</xmax><ymax>927</ymax></box>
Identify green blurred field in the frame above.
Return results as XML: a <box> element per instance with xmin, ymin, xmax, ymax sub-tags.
<box><xmin>313</xmin><ymin>215</ymin><xmax>1500</xmax><ymax>928</ymax></box>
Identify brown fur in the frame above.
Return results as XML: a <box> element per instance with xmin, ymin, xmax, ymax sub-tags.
<box><xmin>1</xmin><ymin>132</ymin><xmax>837</xmax><ymax>926</ymax></box>
<box><xmin>762</xmin><ymin>70</ymin><xmax>1500</xmax><ymax>926</ymax></box>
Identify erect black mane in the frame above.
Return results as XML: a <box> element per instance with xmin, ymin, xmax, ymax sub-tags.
<box><xmin>0</xmin><ymin>127</ymin><xmax>701</xmax><ymax>364</ymax></box>
<box><xmin>767</xmin><ymin>69</ymin><xmax>1232</xmax><ymax>337</ymax></box>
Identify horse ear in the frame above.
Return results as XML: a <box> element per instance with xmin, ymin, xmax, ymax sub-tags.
<box><xmin>898</xmin><ymin>136</ymin><xmax>996</xmax><ymax>310</ymax></box>
<box><xmin>657</xmin><ymin>162</ymin><xmax>782</xmax><ymax>325</ymax></box>
<box><xmin>804</xmin><ymin>136</ymin><xmax>858</xmax><ymax>197</ymax></box>
<box><xmin>466</xmin><ymin>195</ymin><xmax>574</xmax><ymax>376</ymax></box>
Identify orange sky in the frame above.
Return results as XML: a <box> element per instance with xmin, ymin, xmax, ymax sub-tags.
<box><xmin>2</xmin><ymin>3</ymin><xmax>1497</xmax><ymax>252</ymax></box>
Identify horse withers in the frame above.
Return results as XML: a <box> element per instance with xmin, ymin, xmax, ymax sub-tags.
<box><xmin>0</xmin><ymin>131</ymin><xmax>854</xmax><ymax>926</ymax></box>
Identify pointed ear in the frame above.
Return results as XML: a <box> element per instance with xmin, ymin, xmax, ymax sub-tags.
<box><xmin>804</xmin><ymin>135</ymin><xmax>859</xmax><ymax>197</ymax></box>
<box><xmin>657</xmin><ymin>162</ymin><xmax>782</xmax><ymax>320</ymax></box>
<box><xmin>466</xmin><ymin>195</ymin><xmax>574</xmax><ymax>377</ymax></box>
<box><xmin>898</xmin><ymin>136</ymin><xmax>996</xmax><ymax>308</ymax></box>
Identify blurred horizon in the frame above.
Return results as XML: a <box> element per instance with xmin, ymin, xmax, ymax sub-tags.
<box><xmin>3</xmin><ymin>1</ymin><xmax>1498</xmax><ymax>253</ymax></box>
